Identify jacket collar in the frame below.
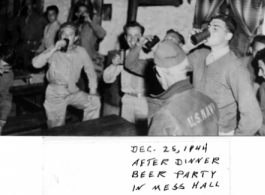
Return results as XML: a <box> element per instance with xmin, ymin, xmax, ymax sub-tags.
<box><xmin>151</xmin><ymin>79</ymin><xmax>193</xmax><ymax>100</ymax></box>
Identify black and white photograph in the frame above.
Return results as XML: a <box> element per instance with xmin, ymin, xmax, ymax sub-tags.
<box><xmin>0</xmin><ymin>0</ymin><xmax>265</xmax><ymax>194</ymax></box>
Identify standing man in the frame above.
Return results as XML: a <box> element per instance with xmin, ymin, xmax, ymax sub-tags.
<box><xmin>36</xmin><ymin>5</ymin><xmax>61</xmax><ymax>53</ymax></box>
<box><xmin>103</xmin><ymin>21</ymin><xmax>149</xmax><ymax>129</ymax></box>
<box><xmin>185</xmin><ymin>14</ymin><xmax>262</xmax><ymax>135</ymax></box>
<box><xmin>74</xmin><ymin>3</ymin><xmax>106</xmax><ymax>77</ymax></box>
<box><xmin>17</xmin><ymin>0</ymin><xmax>47</xmax><ymax>68</ymax></box>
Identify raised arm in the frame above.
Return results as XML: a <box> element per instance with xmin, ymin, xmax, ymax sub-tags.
<box><xmin>84</xmin><ymin>13</ymin><xmax>106</xmax><ymax>39</ymax></box>
<box><xmin>90</xmin><ymin>15</ymin><xmax>106</xmax><ymax>39</ymax></box>
<box><xmin>125</xmin><ymin>45</ymin><xmax>152</xmax><ymax>76</ymax></box>
<box><xmin>32</xmin><ymin>40</ymin><xmax>66</xmax><ymax>68</ymax></box>
<box><xmin>103</xmin><ymin>54</ymin><xmax>122</xmax><ymax>83</ymax></box>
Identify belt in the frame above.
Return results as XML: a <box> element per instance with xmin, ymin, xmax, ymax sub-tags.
<box><xmin>49</xmin><ymin>83</ymin><xmax>68</xmax><ymax>89</ymax></box>
<box><xmin>126</xmin><ymin>92</ymin><xmax>145</xmax><ymax>98</ymax></box>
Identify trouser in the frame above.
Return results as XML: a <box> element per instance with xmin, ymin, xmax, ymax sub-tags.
<box><xmin>121</xmin><ymin>94</ymin><xmax>148</xmax><ymax>126</ymax></box>
<box><xmin>44</xmin><ymin>84</ymin><xmax>101</xmax><ymax>128</ymax></box>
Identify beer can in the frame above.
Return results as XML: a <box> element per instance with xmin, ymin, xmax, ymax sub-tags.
<box><xmin>190</xmin><ymin>29</ymin><xmax>210</xmax><ymax>45</ymax></box>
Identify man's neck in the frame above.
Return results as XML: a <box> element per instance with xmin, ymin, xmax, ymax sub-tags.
<box><xmin>67</xmin><ymin>45</ymin><xmax>77</xmax><ymax>51</ymax></box>
<box><xmin>211</xmin><ymin>43</ymin><xmax>229</xmax><ymax>53</ymax></box>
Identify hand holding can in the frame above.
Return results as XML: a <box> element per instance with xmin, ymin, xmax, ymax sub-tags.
<box><xmin>145</xmin><ymin>35</ymin><xmax>160</xmax><ymax>50</ymax></box>
<box><xmin>60</xmin><ymin>38</ymin><xmax>69</xmax><ymax>52</ymax></box>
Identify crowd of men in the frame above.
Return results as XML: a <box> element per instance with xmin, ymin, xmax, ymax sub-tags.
<box><xmin>0</xmin><ymin>0</ymin><xmax>265</xmax><ymax>136</ymax></box>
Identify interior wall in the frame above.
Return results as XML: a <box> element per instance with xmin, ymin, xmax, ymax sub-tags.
<box><xmin>100</xmin><ymin>0</ymin><xmax>129</xmax><ymax>55</ymax></box>
<box><xmin>42</xmin><ymin>0</ymin><xmax>196</xmax><ymax>56</ymax></box>
<box><xmin>136</xmin><ymin>0</ymin><xmax>196</xmax><ymax>58</ymax></box>
<box><xmin>137</xmin><ymin>1</ymin><xmax>196</xmax><ymax>43</ymax></box>
<box><xmin>100</xmin><ymin>0</ymin><xmax>196</xmax><ymax>56</ymax></box>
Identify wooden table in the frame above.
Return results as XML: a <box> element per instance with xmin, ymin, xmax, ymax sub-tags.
<box><xmin>15</xmin><ymin>115</ymin><xmax>141</xmax><ymax>136</ymax></box>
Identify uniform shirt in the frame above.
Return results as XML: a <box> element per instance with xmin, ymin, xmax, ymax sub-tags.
<box><xmin>77</xmin><ymin>15</ymin><xmax>106</xmax><ymax>58</ymax></box>
<box><xmin>188</xmin><ymin>48</ymin><xmax>262</xmax><ymax>135</ymax></box>
<box><xmin>37</xmin><ymin>20</ymin><xmax>61</xmax><ymax>53</ymax></box>
<box><xmin>32</xmin><ymin>45</ymin><xmax>97</xmax><ymax>93</ymax></box>
<box><xmin>103</xmin><ymin>65</ymin><xmax>146</xmax><ymax>94</ymax></box>
<box><xmin>43</xmin><ymin>20</ymin><xmax>61</xmax><ymax>49</ymax></box>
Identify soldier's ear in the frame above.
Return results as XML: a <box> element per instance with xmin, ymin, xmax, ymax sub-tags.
<box><xmin>74</xmin><ymin>35</ymin><xmax>79</xmax><ymax>43</ymax></box>
<box><xmin>225</xmin><ymin>32</ymin><xmax>233</xmax><ymax>41</ymax></box>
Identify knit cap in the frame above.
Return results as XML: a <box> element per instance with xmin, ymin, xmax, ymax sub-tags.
<box><xmin>154</xmin><ymin>41</ymin><xmax>186</xmax><ymax>68</ymax></box>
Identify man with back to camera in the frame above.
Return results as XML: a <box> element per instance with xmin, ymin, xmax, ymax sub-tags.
<box><xmin>147</xmin><ymin>40</ymin><xmax>219</xmax><ymax>136</ymax></box>
<box><xmin>124</xmin><ymin>28</ymin><xmax>219</xmax><ymax>135</ymax></box>
<box><xmin>184</xmin><ymin>14</ymin><xmax>262</xmax><ymax>135</ymax></box>
<box><xmin>124</xmin><ymin>29</ymin><xmax>191</xmax><ymax>116</ymax></box>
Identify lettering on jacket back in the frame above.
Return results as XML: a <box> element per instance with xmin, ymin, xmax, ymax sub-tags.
<box><xmin>187</xmin><ymin>103</ymin><xmax>216</xmax><ymax>128</ymax></box>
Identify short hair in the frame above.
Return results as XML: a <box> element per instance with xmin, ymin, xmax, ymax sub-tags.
<box><xmin>59</xmin><ymin>22</ymin><xmax>79</xmax><ymax>37</ymax></box>
<box><xmin>123</xmin><ymin>21</ymin><xmax>145</xmax><ymax>35</ymax></box>
<box><xmin>251</xmin><ymin>35</ymin><xmax>265</xmax><ymax>47</ymax></box>
<box><xmin>166</xmin><ymin>29</ymin><xmax>185</xmax><ymax>45</ymax></box>
<box><xmin>75</xmin><ymin>2</ymin><xmax>94</xmax><ymax>20</ymax></box>
<box><xmin>210</xmin><ymin>14</ymin><xmax>237</xmax><ymax>35</ymax></box>
<box><xmin>0</xmin><ymin>46</ymin><xmax>17</xmax><ymax>67</ymax></box>
<box><xmin>46</xmin><ymin>5</ymin><xmax>59</xmax><ymax>15</ymax></box>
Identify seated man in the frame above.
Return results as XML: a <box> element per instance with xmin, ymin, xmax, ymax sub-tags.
<box><xmin>148</xmin><ymin>41</ymin><xmax>219</xmax><ymax>136</ymax></box>
<box><xmin>32</xmin><ymin>22</ymin><xmax>100</xmax><ymax>128</ymax></box>
<box><xmin>0</xmin><ymin>46</ymin><xmax>17</xmax><ymax>134</ymax></box>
